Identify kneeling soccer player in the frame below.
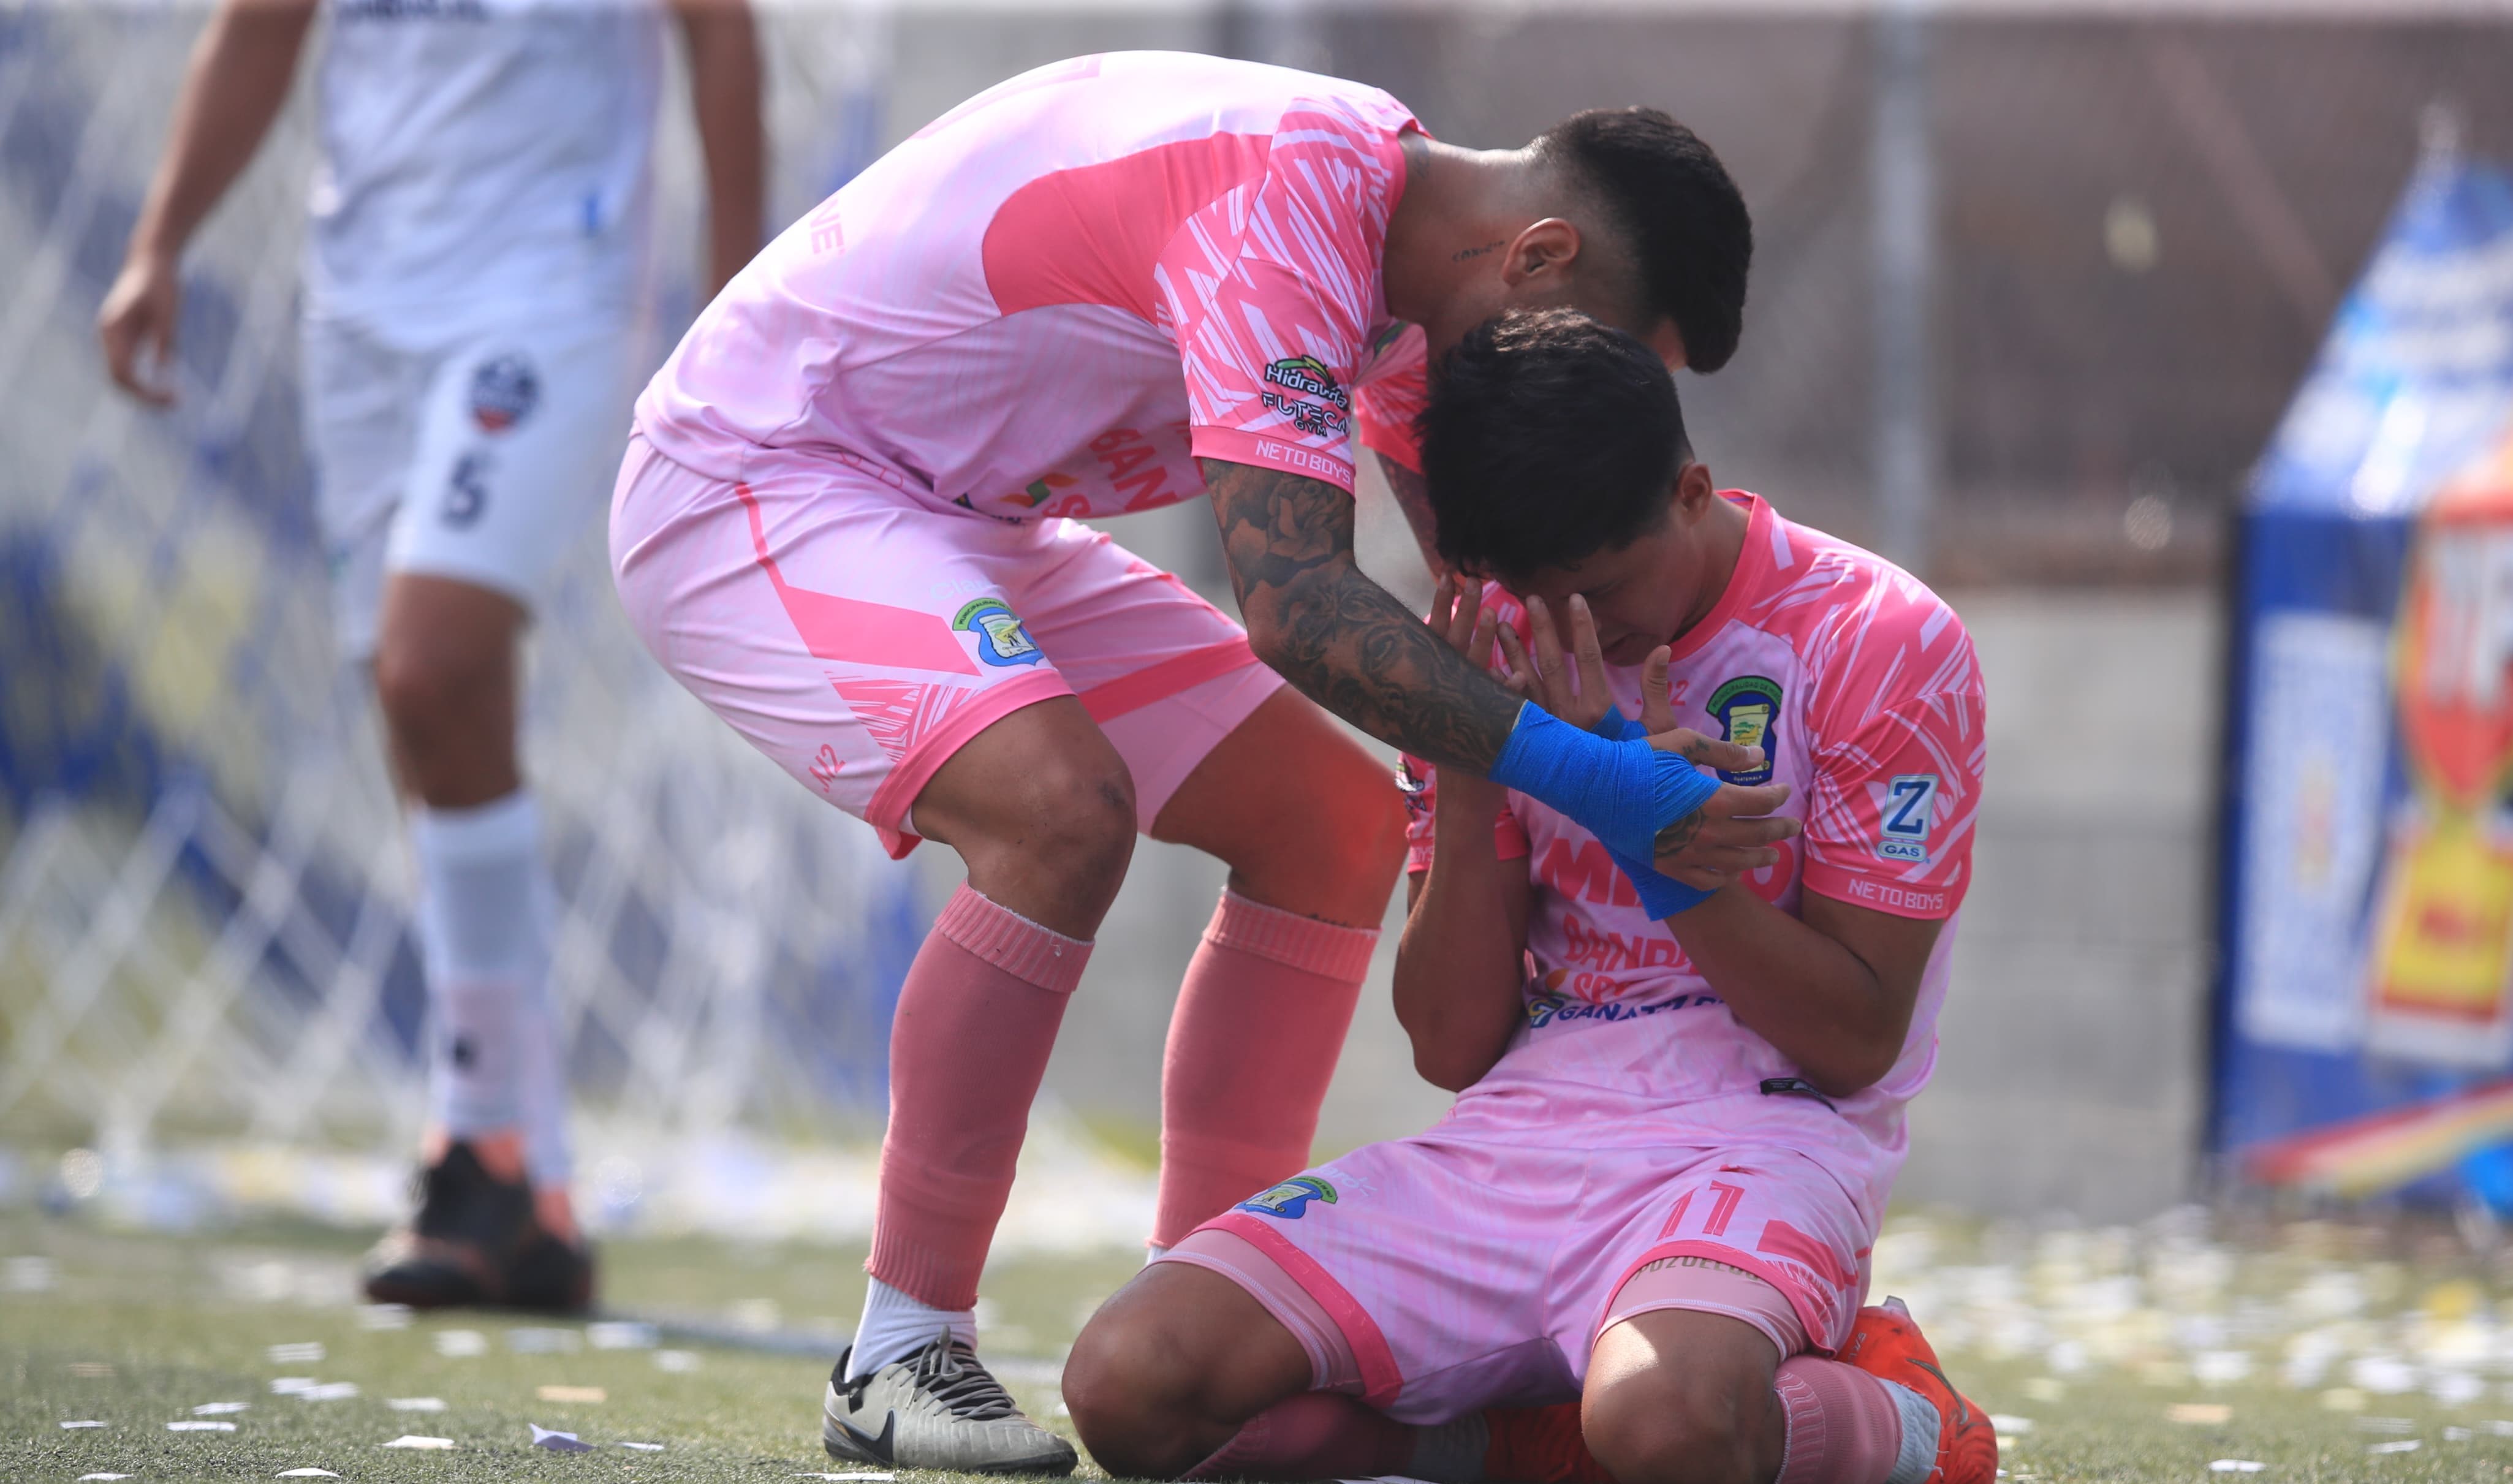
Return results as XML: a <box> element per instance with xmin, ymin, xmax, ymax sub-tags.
<box><xmin>1063</xmin><ymin>309</ymin><xmax>1995</xmax><ymax>1484</ymax></box>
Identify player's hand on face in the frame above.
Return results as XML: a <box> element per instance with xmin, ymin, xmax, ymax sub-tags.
<box><xmin>1635</xmin><ymin>644</ymin><xmax>1803</xmax><ymax>888</ymax></box>
<box><xmin>1428</xmin><ymin>572</ymin><xmax>1504</xmax><ymax>671</ymax></box>
<box><xmin>98</xmin><ymin>254</ymin><xmax>181</xmax><ymax>407</ymax></box>
<box><xmin>1492</xmin><ymin>593</ymin><xmax>1621</xmax><ymax>735</ymax></box>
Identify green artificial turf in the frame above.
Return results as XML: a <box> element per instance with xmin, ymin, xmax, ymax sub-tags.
<box><xmin>10</xmin><ymin>1208</ymin><xmax>2513</xmax><ymax>1482</ymax></box>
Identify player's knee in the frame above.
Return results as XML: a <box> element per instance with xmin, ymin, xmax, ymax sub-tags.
<box><xmin>1009</xmin><ymin>749</ymin><xmax>1137</xmax><ymax>889</ymax></box>
<box><xmin>1064</xmin><ymin>1301</ymin><xmax>1210</xmax><ymax>1477</ymax></box>
<box><xmin>372</xmin><ymin>630</ymin><xmax>499</xmax><ymax>744</ymax></box>
<box><xmin>1585</xmin><ymin>1368</ymin><xmax>1771</xmax><ymax>1484</ymax></box>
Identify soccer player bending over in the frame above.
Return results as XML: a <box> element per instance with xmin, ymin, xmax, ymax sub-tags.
<box><xmin>1064</xmin><ymin>310</ymin><xmax>1995</xmax><ymax>1484</ymax></box>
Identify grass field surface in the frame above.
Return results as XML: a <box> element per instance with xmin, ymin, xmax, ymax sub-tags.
<box><xmin>11</xmin><ymin>1206</ymin><xmax>2513</xmax><ymax>1482</ymax></box>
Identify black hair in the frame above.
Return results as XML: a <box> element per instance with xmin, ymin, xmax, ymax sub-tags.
<box><xmin>1418</xmin><ymin>308</ymin><xmax>1689</xmax><ymax>584</ymax></box>
<box><xmin>1536</xmin><ymin>107</ymin><xmax>1751</xmax><ymax>372</ymax></box>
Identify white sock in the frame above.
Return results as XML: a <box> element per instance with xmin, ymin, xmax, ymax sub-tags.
<box><xmin>1881</xmin><ymin>1377</ymin><xmax>1941</xmax><ymax>1484</ymax></box>
<box><xmin>1145</xmin><ymin>1243</ymin><xmax>1170</xmax><ymax>1264</ymax></box>
<box><xmin>850</xmin><ymin>1274</ymin><xmax>976</xmax><ymax>1379</ymax></box>
<box><xmin>413</xmin><ymin>790</ymin><xmax>571</xmax><ymax>1186</ymax></box>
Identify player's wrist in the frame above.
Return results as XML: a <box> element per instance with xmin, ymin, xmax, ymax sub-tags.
<box><xmin>1487</xmin><ymin>703</ymin><xmax>1718</xmax><ymax>861</ymax></box>
<box><xmin>1603</xmin><ymin>842</ymin><xmax>1716</xmax><ymax>919</ymax></box>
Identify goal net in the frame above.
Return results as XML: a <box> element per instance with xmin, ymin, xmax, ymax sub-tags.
<box><xmin>0</xmin><ymin>2</ymin><xmax>983</xmax><ymax>1240</ymax></box>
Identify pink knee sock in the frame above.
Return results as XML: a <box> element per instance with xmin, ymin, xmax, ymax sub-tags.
<box><xmin>1773</xmin><ymin>1356</ymin><xmax>1927</xmax><ymax>1484</ymax></box>
<box><xmin>1183</xmin><ymin>1393</ymin><xmax>1413</xmax><ymax>1482</ymax></box>
<box><xmin>867</xmin><ymin>884</ymin><xmax>1091</xmax><ymax>1310</ymax></box>
<box><xmin>1154</xmin><ymin>890</ymin><xmax>1378</xmax><ymax>1249</ymax></box>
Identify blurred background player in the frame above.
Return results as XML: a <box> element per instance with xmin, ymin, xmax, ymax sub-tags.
<box><xmin>1066</xmin><ymin>309</ymin><xmax>1993</xmax><ymax>1484</ymax></box>
<box><xmin>613</xmin><ymin>50</ymin><xmax>1789</xmax><ymax>1471</ymax></box>
<box><xmin>96</xmin><ymin>0</ymin><xmax>764</xmax><ymax>1311</ymax></box>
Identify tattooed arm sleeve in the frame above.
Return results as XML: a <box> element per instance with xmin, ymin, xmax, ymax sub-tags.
<box><xmin>1205</xmin><ymin>458</ymin><xmax>1521</xmax><ymax>774</ymax></box>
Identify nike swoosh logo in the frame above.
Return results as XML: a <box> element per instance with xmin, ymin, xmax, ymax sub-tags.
<box><xmin>838</xmin><ymin>1410</ymin><xmax>897</xmax><ymax>1463</ymax></box>
<box><xmin>1906</xmin><ymin>1358</ymin><xmax>1975</xmax><ymax>1427</ymax></box>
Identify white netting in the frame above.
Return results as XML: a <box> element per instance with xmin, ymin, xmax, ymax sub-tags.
<box><xmin>0</xmin><ymin>4</ymin><xmax>928</xmax><ymax>1198</ymax></box>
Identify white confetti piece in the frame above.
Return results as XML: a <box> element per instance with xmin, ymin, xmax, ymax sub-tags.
<box><xmin>2492</xmin><ymin>1420</ymin><xmax>2513</xmax><ymax>1437</ymax></box>
<box><xmin>76</xmin><ymin>1475</ymin><xmax>132</xmax><ymax>1481</ymax></box>
<box><xmin>2194</xmin><ymin>1351</ymin><xmax>2255</xmax><ymax>1386</ymax></box>
<box><xmin>654</xmin><ymin>1348</ymin><xmax>699</xmax><ymax>1373</ymax></box>
<box><xmin>384</xmin><ymin>1434</ymin><xmax>455</xmax><ymax>1450</ymax></box>
<box><xmin>277</xmin><ymin>1471</ymin><xmax>342</xmax><ymax>1478</ymax></box>
<box><xmin>621</xmin><ymin>1441</ymin><xmax>665</xmax><ymax>1451</ymax></box>
<box><xmin>434</xmin><ymin>1328</ymin><xmax>488</xmax><ymax>1358</ymax></box>
<box><xmin>2367</xmin><ymin>1439</ymin><xmax>2420</xmax><ymax>1454</ymax></box>
<box><xmin>387</xmin><ymin>1396</ymin><xmax>448</xmax><ymax>1412</ymax></box>
<box><xmin>532</xmin><ymin>1423</ymin><xmax>595</xmax><ymax>1453</ymax></box>
<box><xmin>59</xmin><ymin>1420</ymin><xmax>106</xmax><ymax>1429</ymax></box>
<box><xmin>2447</xmin><ymin>1427</ymin><xmax>2476</xmax><ymax>1442</ymax></box>
<box><xmin>507</xmin><ymin>1326</ymin><xmax>581</xmax><ymax>1354</ymax></box>
<box><xmin>537</xmin><ymin>1384</ymin><xmax>605</xmax><ymax>1403</ymax></box>
<box><xmin>267</xmin><ymin>1341</ymin><xmax>325</xmax><ymax>1365</ymax></box>
<box><xmin>2358</xmin><ymin>1417</ymin><xmax>2416</xmax><ymax>1434</ymax></box>
<box><xmin>170</xmin><ymin>1419</ymin><xmax>238</xmax><ymax>1431</ymax></box>
<box><xmin>588</xmin><ymin>1320</ymin><xmax>659</xmax><ymax>1350</ymax></box>
<box><xmin>6</xmin><ymin>1255</ymin><xmax>58</xmax><ymax>1292</ymax></box>
<box><xmin>2430</xmin><ymin>1371</ymin><xmax>2486</xmax><ymax>1407</ymax></box>
<box><xmin>357</xmin><ymin>1303</ymin><xmax>413</xmax><ymax>1331</ymax></box>
<box><xmin>2208</xmin><ymin>1464</ymin><xmax>2267</xmax><ymax>1474</ymax></box>
<box><xmin>297</xmin><ymin>1382</ymin><xmax>359</xmax><ymax>1402</ymax></box>
<box><xmin>2167</xmin><ymin>1403</ymin><xmax>2232</xmax><ymax>1425</ymax></box>
<box><xmin>194</xmin><ymin>1401</ymin><xmax>249</xmax><ymax>1415</ymax></box>
<box><xmin>70</xmin><ymin>1361</ymin><xmax>115</xmax><ymax>1378</ymax></box>
<box><xmin>1988</xmin><ymin>1415</ymin><xmax>2034</xmax><ymax>1434</ymax></box>
<box><xmin>271</xmin><ymin>1377</ymin><xmax>316</xmax><ymax>1395</ymax></box>
<box><xmin>793</xmin><ymin>1475</ymin><xmax>896</xmax><ymax>1481</ymax></box>
<box><xmin>2350</xmin><ymin>1357</ymin><xmax>2417</xmax><ymax>1395</ymax></box>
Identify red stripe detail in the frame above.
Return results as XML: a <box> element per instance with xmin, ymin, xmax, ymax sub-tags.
<box><xmin>866</xmin><ymin>668</ymin><xmax>1075</xmax><ymax>856</ymax></box>
<box><xmin>1601</xmin><ymin>1239</ymin><xmax>1844</xmax><ymax>1357</ymax></box>
<box><xmin>1206</xmin><ymin>1211</ymin><xmax>1403</xmax><ymax>1409</ymax></box>
<box><xmin>1077</xmin><ymin>638</ymin><xmax>1262</xmax><ymax>724</ymax></box>
<box><xmin>1702</xmin><ymin>1180</ymin><xmax>1746</xmax><ymax>1238</ymax></box>
<box><xmin>1756</xmin><ymin>1217</ymin><xmax>1861</xmax><ymax>1292</ymax></box>
<box><xmin>982</xmin><ymin>132</ymin><xmax>1273</xmax><ymax>322</ymax></box>
<box><xmin>733</xmin><ymin>482</ymin><xmax>978</xmax><ymax>676</ymax></box>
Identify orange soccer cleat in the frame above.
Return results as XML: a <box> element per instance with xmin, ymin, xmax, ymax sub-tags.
<box><xmin>1834</xmin><ymin>1298</ymin><xmax>1998</xmax><ymax>1484</ymax></box>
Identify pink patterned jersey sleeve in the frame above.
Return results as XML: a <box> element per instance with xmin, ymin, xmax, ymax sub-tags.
<box><xmin>1156</xmin><ymin>104</ymin><xmax>1412</xmax><ymax>493</ymax></box>
<box><xmin>1800</xmin><ymin>676</ymin><xmax>1987</xmax><ymax>922</ymax></box>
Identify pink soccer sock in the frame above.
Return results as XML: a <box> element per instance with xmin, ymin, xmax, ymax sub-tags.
<box><xmin>1153</xmin><ymin>890</ymin><xmax>1378</xmax><ymax>1249</ymax></box>
<box><xmin>1183</xmin><ymin>1393</ymin><xmax>1414</xmax><ymax>1482</ymax></box>
<box><xmin>1773</xmin><ymin>1356</ymin><xmax>1909</xmax><ymax>1484</ymax></box>
<box><xmin>866</xmin><ymin>884</ymin><xmax>1091</xmax><ymax>1311</ymax></box>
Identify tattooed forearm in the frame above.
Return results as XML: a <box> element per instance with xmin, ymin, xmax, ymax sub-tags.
<box><xmin>1376</xmin><ymin>454</ymin><xmax>1445</xmax><ymax>579</ymax></box>
<box><xmin>1204</xmin><ymin>458</ymin><xmax>1520</xmax><ymax>773</ymax></box>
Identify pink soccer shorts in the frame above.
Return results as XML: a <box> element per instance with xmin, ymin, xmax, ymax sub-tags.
<box><xmin>610</xmin><ymin>431</ymin><xmax>1284</xmax><ymax>855</ymax></box>
<box><xmin>1157</xmin><ymin>1133</ymin><xmax>1872</xmax><ymax>1423</ymax></box>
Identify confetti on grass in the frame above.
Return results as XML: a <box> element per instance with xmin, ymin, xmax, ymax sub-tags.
<box><xmin>2208</xmin><ymin>1464</ymin><xmax>2267</xmax><ymax>1474</ymax></box>
<box><xmin>278</xmin><ymin>1471</ymin><xmax>343</xmax><ymax>1478</ymax></box>
<box><xmin>297</xmin><ymin>1382</ymin><xmax>359</xmax><ymax>1401</ymax></box>
<box><xmin>59</xmin><ymin>1420</ymin><xmax>105</xmax><ymax>1429</ymax></box>
<box><xmin>531</xmin><ymin>1423</ymin><xmax>595</xmax><ymax>1452</ymax></box>
<box><xmin>194</xmin><ymin>1401</ymin><xmax>249</xmax><ymax>1415</ymax></box>
<box><xmin>384</xmin><ymin>1436</ymin><xmax>454</xmax><ymax>1450</ymax></box>
<box><xmin>588</xmin><ymin>1320</ymin><xmax>659</xmax><ymax>1349</ymax></box>
<box><xmin>654</xmin><ymin>1349</ymin><xmax>699</xmax><ymax>1373</ymax></box>
<box><xmin>434</xmin><ymin>1329</ymin><xmax>488</xmax><ymax>1358</ymax></box>
<box><xmin>387</xmin><ymin>1396</ymin><xmax>447</xmax><ymax>1412</ymax></box>
<box><xmin>267</xmin><ymin>1341</ymin><xmax>325</xmax><ymax>1364</ymax></box>
<box><xmin>2367</xmin><ymin>1439</ymin><xmax>2421</xmax><ymax>1455</ymax></box>
<box><xmin>622</xmin><ymin>1441</ymin><xmax>665</xmax><ymax>1452</ymax></box>
<box><xmin>2167</xmin><ymin>1403</ymin><xmax>2232</xmax><ymax>1425</ymax></box>
<box><xmin>169</xmin><ymin>1419</ymin><xmax>238</xmax><ymax>1431</ymax></box>
<box><xmin>537</xmin><ymin>1384</ymin><xmax>607</xmax><ymax>1403</ymax></box>
<box><xmin>75</xmin><ymin>1475</ymin><xmax>132</xmax><ymax>1481</ymax></box>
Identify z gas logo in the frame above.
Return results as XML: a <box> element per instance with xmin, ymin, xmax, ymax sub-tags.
<box><xmin>1237</xmin><ymin>1175</ymin><xmax>1337</xmax><ymax>1220</ymax></box>
<box><xmin>1706</xmin><ymin>676</ymin><xmax>1783</xmax><ymax>785</ymax></box>
<box><xmin>1878</xmin><ymin>774</ymin><xmax>1938</xmax><ymax>864</ymax></box>
<box><xmin>953</xmin><ymin>598</ymin><xmax>1045</xmax><ymax>667</ymax></box>
<box><xmin>468</xmin><ymin>354</ymin><xmax>539</xmax><ymax>433</ymax></box>
<box><xmin>1261</xmin><ymin>356</ymin><xmax>1351</xmax><ymax>439</ymax></box>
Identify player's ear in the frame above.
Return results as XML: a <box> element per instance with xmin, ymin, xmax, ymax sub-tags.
<box><xmin>1501</xmin><ymin>218</ymin><xmax>1582</xmax><ymax>287</ymax></box>
<box><xmin>1671</xmin><ymin>459</ymin><xmax>1715</xmax><ymax>519</ymax></box>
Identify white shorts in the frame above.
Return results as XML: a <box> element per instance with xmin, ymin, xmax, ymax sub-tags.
<box><xmin>303</xmin><ymin>309</ymin><xmax>635</xmax><ymax>658</ymax></box>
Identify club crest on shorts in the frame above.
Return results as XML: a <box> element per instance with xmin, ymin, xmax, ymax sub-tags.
<box><xmin>1237</xmin><ymin>1175</ymin><xmax>1336</xmax><ymax>1220</ymax></box>
<box><xmin>1706</xmin><ymin>675</ymin><xmax>1783</xmax><ymax>785</ymax></box>
<box><xmin>468</xmin><ymin>354</ymin><xmax>540</xmax><ymax>433</ymax></box>
<box><xmin>953</xmin><ymin>598</ymin><xmax>1044</xmax><ymax>667</ymax></box>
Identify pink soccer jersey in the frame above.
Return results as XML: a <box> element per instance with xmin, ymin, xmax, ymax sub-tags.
<box><xmin>636</xmin><ymin>51</ymin><xmax>1428</xmax><ymax>518</ymax></box>
<box><xmin>1402</xmin><ymin>493</ymin><xmax>1988</xmax><ymax>1215</ymax></box>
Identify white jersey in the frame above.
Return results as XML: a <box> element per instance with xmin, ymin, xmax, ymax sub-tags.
<box><xmin>307</xmin><ymin>0</ymin><xmax>664</xmax><ymax>339</ymax></box>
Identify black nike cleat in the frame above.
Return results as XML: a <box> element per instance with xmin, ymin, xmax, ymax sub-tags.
<box><xmin>360</xmin><ymin>1141</ymin><xmax>593</xmax><ymax>1313</ymax></box>
<box><xmin>822</xmin><ymin>1337</ymin><xmax>1076</xmax><ymax>1474</ymax></box>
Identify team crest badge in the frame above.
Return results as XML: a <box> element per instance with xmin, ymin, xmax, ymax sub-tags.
<box><xmin>953</xmin><ymin>598</ymin><xmax>1044</xmax><ymax>667</ymax></box>
<box><xmin>468</xmin><ymin>354</ymin><xmax>540</xmax><ymax>433</ymax></box>
<box><xmin>1706</xmin><ymin>676</ymin><xmax>1783</xmax><ymax>785</ymax></box>
<box><xmin>1237</xmin><ymin>1175</ymin><xmax>1336</xmax><ymax>1219</ymax></box>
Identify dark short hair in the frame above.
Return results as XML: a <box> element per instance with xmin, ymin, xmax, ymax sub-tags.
<box><xmin>1537</xmin><ymin>107</ymin><xmax>1751</xmax><ymax>372</ymax></box>
<box><xmin>1419</xmin><ymin>308</ymin><xmax>1689</xmax><ymax>583</ymax></box>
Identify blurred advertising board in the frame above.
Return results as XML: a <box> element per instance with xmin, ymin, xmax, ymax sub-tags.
<box><xmin>2220</xmin><ymin>147</ymin><xmax>2513</xmax><ymax>1200</ymax></box>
